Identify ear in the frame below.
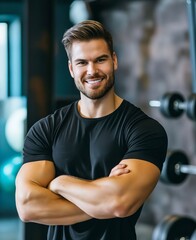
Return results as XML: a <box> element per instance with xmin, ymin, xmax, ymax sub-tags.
<box><xmin>68</xmin><ymin>60</ymin><xmax>74</xmax><ymax>78</ymax></box>
<box><xmin>112</xmin><ymin>52</ymin><xmax>118</xmax><ymax>71</ymax></box>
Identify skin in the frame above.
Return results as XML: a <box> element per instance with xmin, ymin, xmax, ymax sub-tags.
<box><xmin>15</xmin><ymin>161</ymin><xmax>129</xmax><ymax>225</ymax></box>
<box><xmin>15</xmin><ymin>39</ymin><xmax>160</xmax><ymax>225</ymax></box>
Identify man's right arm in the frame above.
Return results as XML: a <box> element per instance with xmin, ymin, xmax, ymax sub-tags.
<box><xmin>15</xmin><ymin>160</ymin><xmax>91</xmax><ymax>225</ymax></box>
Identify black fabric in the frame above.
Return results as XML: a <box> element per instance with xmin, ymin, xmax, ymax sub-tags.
<box><xmin>23</xmin><ymin>100</ymin><xmax>168</xmax><ymax>240</ymax></box>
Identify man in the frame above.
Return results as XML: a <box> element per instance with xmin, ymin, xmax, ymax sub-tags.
<box><xmin>15</xmin><ymin>20</ymin><xmax>167</xmax><ymax>240</ymax></box>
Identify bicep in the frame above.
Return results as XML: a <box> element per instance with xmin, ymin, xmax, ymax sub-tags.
<box><xmin>16</xmin><ymin>160</ymin><xmax>55</xmax><ymax>187</ymax></box>
<box><xmin>15</xmin><ymin>161</ymin><xmax>92</xmax><ymax>224</ymax></box>
<box><xmin>103</xmin><ymin>158</ymin><xmax>161</xmax><ymax>217</ymax></box>
<box><xmin>118</xmin><ymin>159</ymin><xmax>160</xmax><ymax>205</ymax></box>
<box><xmin>75</xmin><ymin>158</ymin><xmax>161</xmax><ymax>218</ymax></box>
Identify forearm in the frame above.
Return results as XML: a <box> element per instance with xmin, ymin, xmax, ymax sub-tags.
<box><xmin>49</xmin><ymin>160</ymin><xmax>160</xmax><ymax>219</ymax></box>
<box><xmin>49</xmin><ymin>175</ymin><xmax>127</xmax><ymax>219</ymax></box>
<box><xmin>16</xmin><ymin>181</ymin><xmax>91</xmax><ymax>225</ymax></box>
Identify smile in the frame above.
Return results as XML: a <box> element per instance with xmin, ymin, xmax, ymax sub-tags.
<box><xmin>85</xmin><ymin>77</ymin><xmax>104</xmax><ymax>85</ymax></box>
<box><xmin>86</xmin><ymin>79</ymin><xmax>102</xmax><ymax>84</ymax></box>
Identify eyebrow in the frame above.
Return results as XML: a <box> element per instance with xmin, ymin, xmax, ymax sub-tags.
<box><xmin>74</xmin><ymin>54</ymin><xmax>110</xmax><ymax>63</ymax></box>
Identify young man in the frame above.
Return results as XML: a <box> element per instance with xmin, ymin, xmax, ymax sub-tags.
<box><xmin>15</xmin><ymin>20</ymin><xmax>167</xmax><ymax>240</ymax></box>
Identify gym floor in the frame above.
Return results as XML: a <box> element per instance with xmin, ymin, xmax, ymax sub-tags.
<box><xmin>0</xmin><ymin>218</ymin><xmax>153</xmax><ymax>240</ymax></box>
<box><xmin>0</xmin><ymin>218</ymin><xmax>23</xmax><ymax>240</ymax></box>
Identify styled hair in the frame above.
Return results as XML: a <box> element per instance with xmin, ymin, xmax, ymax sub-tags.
<box><xmin>62</xmin><ymin>20</ymin><xmax>114</xmax><ymax>60</ymax></box>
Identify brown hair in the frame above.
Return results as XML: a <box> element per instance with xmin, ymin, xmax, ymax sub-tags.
<box><xmin>62</xmin><ymin>20</ymin><xmax>114</xmax><ymax>60</ymax></box>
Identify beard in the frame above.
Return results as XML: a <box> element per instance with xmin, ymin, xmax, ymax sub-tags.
<box><xmin>74</xmin><ymin>72</ymin><xmax>115</xmax><ymax>100</ymax></box>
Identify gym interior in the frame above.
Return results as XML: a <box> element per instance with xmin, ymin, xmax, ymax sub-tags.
<box><xmin>0</xmin><ymin>0</ymin><xmax>196</xmax><ymax>239</ymax></box>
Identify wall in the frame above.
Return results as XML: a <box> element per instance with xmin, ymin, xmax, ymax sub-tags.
<box><xmin>99</xmin><ymin>0</ymin><xmax>196</xmax><ymax>225</ymax></box>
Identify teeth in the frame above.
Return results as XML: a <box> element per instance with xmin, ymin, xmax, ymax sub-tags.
<box><xmin>87</xmin><ymin>79</ymin><xmax>102</xmax><ymax>84</ymax></box>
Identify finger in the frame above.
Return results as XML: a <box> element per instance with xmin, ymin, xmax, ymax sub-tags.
<box><xmin>109</xmin><ymin>168</ymin><xmax>130</xmax><ymax>177</ymax></box>
<box><xmin>111</xmin><ymin>163</ymin><xmax>127</xmax><ymax>172</ymax></box>
<box><xmin>109</xmin><ymin>164</ymin><xmax>127</xmax><ymax>176</ymax></box>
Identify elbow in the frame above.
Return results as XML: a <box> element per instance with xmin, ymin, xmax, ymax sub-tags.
<box><xmin>15</xmin><ymin>191</ymin><xmax>34</xmax><ymax>222</ymax></box>
<box><xmin>112</xmin><ymin>205</ymin><xmax>132</xmax><ymax>218</ymax></box>
<box><xmin>113</xmin><ymin>207</ymin><xmax>134</xmax><ymax>218</ymax></box>
<box><xmin>111</xmin><ymin>198</ymin><xmax>141</xmax><ymax>218</ymax></box>
<box><xmin>17</xmin><ymin>210</ymin><xmax>30</xmax><ymax>223</ymax></box>
<box><xmin>16</xmin><ymin>201</ymin><xmax>32</xmax><ymax>223</ymax></box>
<box><xmin>15</xmin><ymin>176</ymin><xmax>40</xmax><ymax>223</ymax></box>
<box><xmin>16</xmin><ymin>200</ymin><xmax>32</xmax><ymax>223</ymax></box>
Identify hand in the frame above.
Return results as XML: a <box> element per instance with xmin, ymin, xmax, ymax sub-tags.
<box><xmin>109</xmin><ymin>163</ymin><xmax>130</xmax><ymax>177</ymax></box>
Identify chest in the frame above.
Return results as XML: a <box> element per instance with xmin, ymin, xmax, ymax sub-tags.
<box><xmin>52</xmin><ymin>119</ymin><xmax>127</xmax><ymax>179</ymax></box>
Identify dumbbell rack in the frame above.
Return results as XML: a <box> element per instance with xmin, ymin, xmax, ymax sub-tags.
<box><xmin>151</xmin><ymin>2</ymin><xmax>196</xmax><ymax>239</ymax></box>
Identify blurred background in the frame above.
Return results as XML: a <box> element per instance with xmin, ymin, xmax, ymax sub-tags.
<box><xmin>0</xmin><ymin>0</ymin><xmax>196</xmax><ymax>239</ymax></box>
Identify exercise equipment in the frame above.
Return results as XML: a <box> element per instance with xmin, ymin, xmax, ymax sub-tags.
<box><xmin>152</xmin><ymin>215</ymin><xmax>196</xmax><ymax>240</ymax></box>
<box><xmin>161</xmin><ymin>150</ymin><xmax>196</xmax><ymax>184</ymax></box>
<box><xmin>149</xmin><ymin>92</ymin><xmax>196</xmax><ymax>120</ymax></box>
<box><xmin>0</xmin><ymin>155</ymin><xmax>22</xmax><ymax>193</ymax></box>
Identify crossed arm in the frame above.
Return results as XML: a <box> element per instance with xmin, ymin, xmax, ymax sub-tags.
<box><xmin>15</xmin><ymin>161</ymin><xmax>91</xmax><ymax>225</ymax></box>
<box><xmin>15</xmin><ymin>159</ymin><xmax>160</xmax><ymax>225</ymax></box>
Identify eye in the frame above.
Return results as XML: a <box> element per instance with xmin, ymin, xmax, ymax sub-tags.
<box><xmin>97</xmin><ymin>57</ymin><xmax>107</xmax><ymax>63</ymax></box>
<box><xmin>76</xmin><ymin>60</ymin><xmax>87</xmax><ymax>66</ymax></box>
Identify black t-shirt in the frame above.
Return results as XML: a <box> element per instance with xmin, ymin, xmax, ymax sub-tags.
<box><xmin>23</xmin><ymin>100</ymin><xmax>168</xmax><ymax>240</ymax></box>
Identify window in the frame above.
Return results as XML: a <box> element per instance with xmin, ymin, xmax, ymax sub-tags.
<box><xmin>0</xmin><ymin>17</ymin><xmax>22</xmax><ymax>99</ymax></box>
<box><xmin>0</xmin><ymin>22</ymin><xmax>8</xmax><ymax>99</ymax></box>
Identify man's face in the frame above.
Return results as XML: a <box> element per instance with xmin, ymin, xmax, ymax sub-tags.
<box><xmin>68</xmin><ymin>39</ymin><xmax>118</xmax><ymax>100</ymax></box>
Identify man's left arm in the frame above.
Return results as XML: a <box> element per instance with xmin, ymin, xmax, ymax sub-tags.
<box><xmin>48</xmin><ymin>159</ymin><xmax>160</xmax><ymax>219</ymax></box>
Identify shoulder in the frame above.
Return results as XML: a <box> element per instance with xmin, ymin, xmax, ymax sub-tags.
<box><xmin>31</xmin><ymin>101</ymin><xmax>76</xmax><ymax>130</ymax></box>
<box><xmin>121</xmin><ymin>100</ymin><xmax>168</xmax><ymax>153</ymax></box>
<box><xmin>119</xmin><ymin>100</ymin><xmax>147</xmax><ymax>121</ymax></box>
<box><xmin>26</xmin><ymin>101</ymin><xmax>77</xmax><ymax>142</ymax></box>
<box><xmin>23</xmin><ymin>102</ymin><xmax>77</xmax><ymax>162</ymax></box>
<box><xmin>120</xmin><ymin>100</ymin><xmax>162</xmax><ymax>129</ymax></box>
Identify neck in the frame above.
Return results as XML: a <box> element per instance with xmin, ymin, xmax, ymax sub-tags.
<box><xmin>77</xmin><ymin>92</ymin><xmax>123</xmax><ymax>118</ymax></box>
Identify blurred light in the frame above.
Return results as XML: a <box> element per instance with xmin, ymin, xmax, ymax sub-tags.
<box><xmin>3</xmin><ymin>164</ymin><xmax>12</xmax><ymax>176</ymax></box>
<box><xmin>70</xmin><ymin>0</ymin><xmax>90</xmax><ymax>24</ymax></box>
<box><xmin>5</xmin><ymin>107</ymin><xmax>27</xmax><ymax>152</ymax></box>
<box><xmin>0</xmin><ymin>23</ymin><xmax>7</xmax><ymax>44</ymax></box>
<box><xmin>0</xmin><ymin>23</ymin><xmax>8</xmax><ymax>99</ymax></box>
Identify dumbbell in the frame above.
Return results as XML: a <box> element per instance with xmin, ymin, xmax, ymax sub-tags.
<box><xmin>149</xmin><ymin>92</ymin><xmax>196</xmax><ymax>120</ymax></box>
<box><xmin>161</xmin><ymin>150</ymin><xmax>196</xmax><ymax>184</ymax></box>
<box><xmin>152</xmin><ymin>215</ymin><xmax>196</xmax><ymax>240</ymax></box>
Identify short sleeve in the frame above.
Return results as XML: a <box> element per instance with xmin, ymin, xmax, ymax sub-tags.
<box><xmin>123</xmin><ymin>118</ymin><xmax>168</xmax><ymax>171</ymax></box>
<box><xmin>23</xmin><ymin>117</ymin><xmax>53</xmax><ymax>163</ymax></box>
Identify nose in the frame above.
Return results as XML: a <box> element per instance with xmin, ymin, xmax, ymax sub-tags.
<box><xmin>87</xmin><ymin>63</ymin><xmax>98</xmax><ymax>75</ymax></box>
